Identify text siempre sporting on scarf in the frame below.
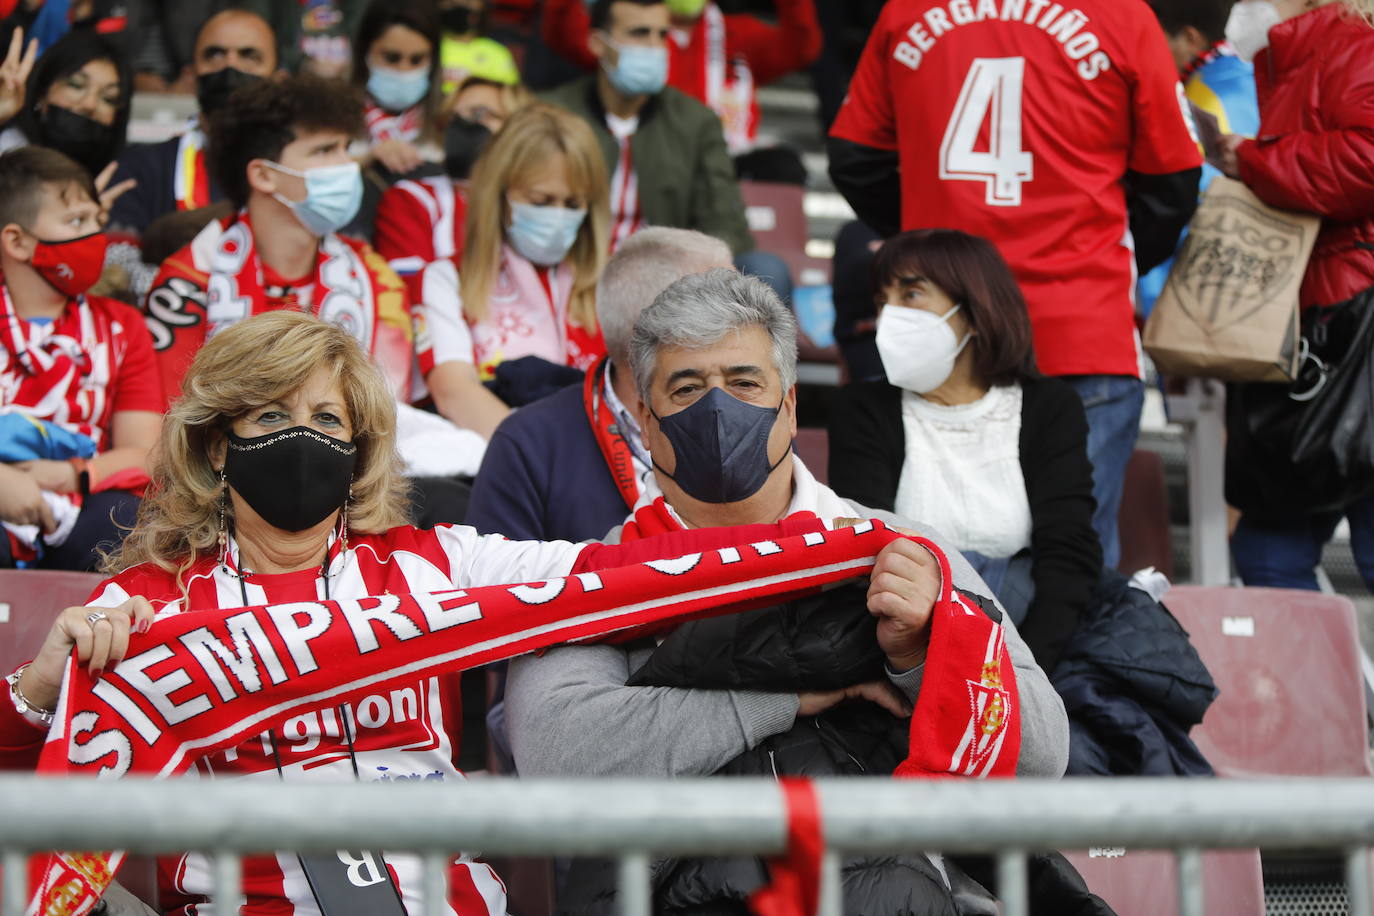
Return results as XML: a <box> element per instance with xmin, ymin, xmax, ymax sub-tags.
<box><xmin>28</xmin><ymin>521</ymin><xmax>1018</xmax><ymax>915</ymax></box>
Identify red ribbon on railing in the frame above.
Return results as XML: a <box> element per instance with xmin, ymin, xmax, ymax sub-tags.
<box><xmin>750</xmin><ymin>779</ymin><xmax>823</xmax><ymax>916</ymax></box>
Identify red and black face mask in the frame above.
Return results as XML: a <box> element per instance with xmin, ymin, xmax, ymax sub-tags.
<box><xmin>28</xmin><ymin>230</ymin><xmax>108</xmax><ymax>298</ymax></box>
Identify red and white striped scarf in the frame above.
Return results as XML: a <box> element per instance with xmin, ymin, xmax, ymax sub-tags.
<box><xmin>620</xmin><ymin>498</ymin><xmax>1021</xmax><ymax>779</ymax></box>
<box><xmin>0</xmin><ymin>284</ymin><xmax>108</xmax><ymax>444</ymax></box>
<box><xmin>622</xmin><ymin>499</ymin><xmax>1021</xmax><ymax>916</ymax></box>
<box><xmin>26</xmin><ymin>519</ymin><xmax>1018</xmax><ymax>915</ymax></box>
<box><xmin>605</xmin><ymin>117</ymin><xmax>643</xmax><ymax>252</ymax></box>
<box><xmin>365</xmin><ymin>101</ymin><xmax>424</xmax><ymax>145</ymax></box>
<box><xmin>204</xmin><ymin>213</ymin><xmax>379</xmax><ymax>351</ymax></box>
<box><xmin>700</xmin><ymin>4</ymin><xmax>756</xmax><ymax>154</ymax></box>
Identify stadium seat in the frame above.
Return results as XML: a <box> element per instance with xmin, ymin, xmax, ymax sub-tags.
<box><xmin>738</xmin><ymin>180</ymin><xmax>831</xmax><ymax>287</ymax></box>
<box><xmin>793</xmin><ymin>429</ymin><xmax>829</xmax><ymax>486</ymax></box>
<box><xmin>1116</xmin><ymin>449</ymin><xmax>1174</xmax><ymax>579</ymax></box>
<box><xmin>1164</xmin><ymin>585</ymin><xmax>1372</xmax><ymax>777</ymax></box>
<box><xmin>1062</xmin><ymin>848</ymin><xmax>1264</xmax><ymax>916</ymax></box>
<box><xmin>0</xmin><ymin>569</ymin><xmax>106</xmax><ymax>674</ymax></box>
<box><xmin>0</xmin><ymin>570</ymin><xmax>157</xmax><ymax>908</ymax></box>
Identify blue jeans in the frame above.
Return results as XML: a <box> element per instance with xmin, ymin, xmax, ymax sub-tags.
<box><xmin>1063</xmin><ymin>374</ymin><xmax>1145</xmax><ymax>571</ymax></box>
<box><xmin>963</xmin><ymin>549</ymin><xmax>1037</xmax><ymax>628</ymax></box>
<box><xmin>1231</xmin><ymin>494</ymin><xmax>1374</xmax><ymax>593</ymax></box>
<box><xmin>734</xmin><ymin>249</ymin><xmax>793</xmax><ymax>307</ymax></box>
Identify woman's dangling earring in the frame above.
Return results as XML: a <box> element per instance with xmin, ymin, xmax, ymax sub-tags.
<box><xmin>339</xmin><ymin>482</ymin><xmax>353</xmax><ymax>554</ymax></box>
<box><xmin>216</xmin><ymin>468</ymin><xmax>228</xmax><ymax>567</ymax></box>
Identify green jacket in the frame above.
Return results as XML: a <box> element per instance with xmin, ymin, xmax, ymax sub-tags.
<box><xmin>542</xmin><ymin>77</ymin><xmax>754</xmax><ymax>254</ymax></box>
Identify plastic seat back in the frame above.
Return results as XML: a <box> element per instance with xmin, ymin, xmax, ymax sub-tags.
<box><xmin>0</xmin><ymin>569</ymin><xmax>106</xmax><ymax>674</ymax></box>
<box><xmin>1165</xmin><ymin>585</ymin><xmax>1372</xmax><ymax>777</ymax></box>
<box><xmin>794</xmin><ymin>429</ymin><xmax>829</xmax><ymax>486</ymax></box>
<box><xmin>1062</xmin><ymin>848</ymin><xmax>1264</xmax><ymax>916</ymax></box>
<box><xmin>1117</xmin><ymin>449</ymin><xmax>1174</xmax><ymax>578</ymax></box>
<box><xmin>738</xmin><ymin>181</ymin><xmax>830</xmax><ymax>286</ymax></box>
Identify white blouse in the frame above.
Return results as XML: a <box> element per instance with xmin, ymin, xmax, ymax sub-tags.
<box><xmin>893</xmin><ymin>384</ymin><xmax>1033</xmax><ymax>558</ymax></box>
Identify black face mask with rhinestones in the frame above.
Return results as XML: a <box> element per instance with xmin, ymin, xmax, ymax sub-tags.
<box><xmin>224</xmin><ymin>427</ymin><xmax>358</xmax><ymax>532</ymax></box>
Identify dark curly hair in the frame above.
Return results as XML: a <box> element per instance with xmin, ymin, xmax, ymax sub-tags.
<box><xmin>206</xmin><ymin>73</ymin><xmax>366</xmax><ymax>210</ymax></box>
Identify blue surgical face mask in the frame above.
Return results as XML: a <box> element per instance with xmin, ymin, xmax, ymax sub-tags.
<box><xmin>602</xmin><ymin>39</ymin><xmax>668</xmax><ymax>96</ymax></box>
<box><xmin>266</xmin><ymin>161</ymin><xmax>364</xmax><ymax>237</ymax></box>
<box><xmin>651</xmin><ymin>386</ymin><xmax>790</xmax><ymax>504</ymax></box>
<box><xmin>506</xmin><ymin>200</ymin><xmax>587</xmax><ymax>266</ymax></box>
<box><xmin>367</xmin><ymin>66</ymin><xmax>430</xmax><ymax>112</ymax></box>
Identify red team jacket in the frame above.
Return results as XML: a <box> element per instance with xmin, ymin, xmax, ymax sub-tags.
<box><xmin>1235</xmin><ymin>2</ymin><xmax>1374</xmax><ymax>309</ymax></box>
<box><xmin>830</xmin><ymin>0</ymin><xmax>1202</xmax><ymax>378</ymax></box>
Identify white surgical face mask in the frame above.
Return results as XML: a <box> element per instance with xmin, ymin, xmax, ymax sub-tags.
<box><xmin>876</xmin><ymin>304</ymin><xmax>972</xmax><ymax>394</ymax></box>
<box><xmin>1226</xmin><ymin>0</ymin><xmax>1283</xmax><ymax>62</ymax></box>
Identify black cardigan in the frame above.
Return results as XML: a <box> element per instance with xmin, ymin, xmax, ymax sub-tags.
<box><xmin>827</xmin><ymin>377</ymin><xmax>1102</xmax><ymax>672</ymax></box>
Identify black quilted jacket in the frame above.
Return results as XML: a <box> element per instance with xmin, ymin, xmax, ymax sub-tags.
<box><xmin>1053</xmin><ymin>571</ymin><xmax>1219</xmax><ymax>776</ymax></box>
<box><xmin>556</xmin><ymin>584</ymin><xmax>1113</xmax><ymax>916</ymax></box>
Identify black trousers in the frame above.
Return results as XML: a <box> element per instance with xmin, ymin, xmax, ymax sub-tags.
<box><xmin>0</xmin><ymin>489</ymin><xmax>140</xmax><ymax>571</ymax></box>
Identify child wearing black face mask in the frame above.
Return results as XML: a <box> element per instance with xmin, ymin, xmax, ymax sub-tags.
<box><xmin>0</xmin><ymin>146</ymin><xmax>162</xmax><ymax>571</ymax></box>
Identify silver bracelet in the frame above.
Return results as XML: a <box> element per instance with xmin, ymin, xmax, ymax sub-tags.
<box><xmin>6</xmin><ymin>664</ymin><xmax>55</xmax><ymax>727</ymax></box>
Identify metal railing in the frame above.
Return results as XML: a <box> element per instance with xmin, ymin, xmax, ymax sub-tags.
<box><xmin>4</xmin><ymin>777</ymin><xmax>1374</xmax><ymax>916</ymax></box>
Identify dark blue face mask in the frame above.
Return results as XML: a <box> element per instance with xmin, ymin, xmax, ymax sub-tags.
<box><xmin>651</xmin><ymin>386</ymin><xmax>790</xmax><ymax>504</ymax></box>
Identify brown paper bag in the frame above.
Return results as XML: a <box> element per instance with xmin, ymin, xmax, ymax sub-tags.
<box><xmin>1144</xmin><ymin>176</ymin><xmax>1320</xmax><ymax>382</ymax></box>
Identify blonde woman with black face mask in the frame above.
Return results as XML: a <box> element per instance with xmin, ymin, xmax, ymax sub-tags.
<box><xmin>3</xmin><ymin>308</ymin><xmax>847</xmax><ymax>916</ymax></box>
<box><xmin>828</xmin><ymin>229</ymin><xmax>1102</xmax><ymax>675</ymax></box>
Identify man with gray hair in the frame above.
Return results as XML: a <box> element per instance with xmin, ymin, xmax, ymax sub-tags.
<box><xmin>465</xmin><ymin>227</ymin><xmax>732</xmax><ymax>543</ymax></box>
<box><xmin>506</xmin><ymin>269</ymin><xmax>1074</xmax><ymax>914</ymax></box>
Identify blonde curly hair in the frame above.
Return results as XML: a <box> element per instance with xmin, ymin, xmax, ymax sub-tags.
<box><xmin>105</xmin><ymin>311</ymin><xmax>410</xmax><ymax>583</ymax></box>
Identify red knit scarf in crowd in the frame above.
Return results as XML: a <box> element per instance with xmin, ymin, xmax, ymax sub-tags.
<box><xmin>620</xmin><ymin>498</ymin><xmax>1021</xmax><ymax>781</ymax></box>
<box><xmin>25</xmin><ymin>518</ymin><xmax>1017</xmax><ymax>915</ymax></box>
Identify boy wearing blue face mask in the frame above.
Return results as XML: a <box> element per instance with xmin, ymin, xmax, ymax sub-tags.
<box><xmin>144</xmin><ymin>73</ymin><xmax>415</xmax><ymax>408</ymax></box>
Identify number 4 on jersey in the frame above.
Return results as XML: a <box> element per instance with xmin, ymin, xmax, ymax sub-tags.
<box><xmin>939</xmin><ymin>57</ymin><xmax>1034</xmax><ymax>207</ymax></box>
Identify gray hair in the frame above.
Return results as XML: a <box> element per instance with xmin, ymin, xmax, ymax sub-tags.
<box><xmin>596</xmin><ymin>228</ymin><xmax>733</xmax><ymax>366</ymax></box>
<box><xmin>630</xmin><ymin>268</ymin><xmax>798</xmax><ymax>400</ymax></box>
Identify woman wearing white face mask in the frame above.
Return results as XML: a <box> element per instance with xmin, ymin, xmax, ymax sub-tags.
<box><xmin>414</xmin><ymin>103</ymin><xmax>610</xmax><ymax>422</ymax></box>
<box><xmin>1217</xmin><ymin>0</ymin><xmax>1374</xmax><ymax>593</ymax></box>
<box><xmin>351</xmin><ymin>0</ymin><xmax>443</xmax><ymax>179</ymax></box>
<box><xmin>828</xmin><ymin>229</ymin><xmax>1102</xmax><ymax>674</ymax></box>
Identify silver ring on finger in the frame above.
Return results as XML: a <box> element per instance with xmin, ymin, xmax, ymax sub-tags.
<box><xmin>86</xmin><ymin>611</ymin><xmax>109</xmax><ymax>627</ymax></box>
